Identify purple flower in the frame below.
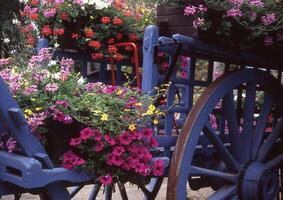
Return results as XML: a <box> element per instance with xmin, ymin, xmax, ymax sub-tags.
<box><xmin>45</xmin><ymin>83</ymin><xmax>59</xmax><ymax>93</ymax></box>
<box><xmin>55</xmin><ymin>100</ymin><xmax>70</xmax><ymax>107</ymax></box>
<box><xmin>73</xmin><ymin>0</ymin><xmax>84</xmax><ymax>6</ymax></box>
<box><xmin>184</xmin><ymin>5</ymin><xmax>197</xmax><ymax>15</ymax></box>
<box><xmin>198</xmin><ymin>5</ymin><xmax>207</xmax><ymax>13</ymax></box>
<box><xmin>228</xmin><ymin>0</ymin><xmax>244</xmax><ymax>7</ymax></box>
<box><xmin>261</xmin><ymin>13</ymin><xmax>276</xmax><ymax>26</ymax></box>
<box><xmin>226</xmin><ymin>8</ymin><xmax>243</xmax><ymax>17</ymax></box>
<box><xmin>248</xmin><ymin>0</ymin><xmax>264</xmax><ymax>7</ymax></box>
<box><xmin>63</xmin><ymin>115</ymin><xmax>73</xmax><ymax>124</ymax></box>
<box><xmin>264</xmin><ymin>36</ymin><xmax>274</xmax><ymax>46</ymax></box>
<box><xmin>0</xmin><ymin>58</ymin><xmax>11</xmax><ymax>66</ymax></box>
<box><xmin>43</xmin><ymin>8</ymin><xmax>56</xmax><ymax>18</ymax></box>
<box><xmin>6</xmin><ymin>138</ymin><xmax>17</xmax><ymax>153</ymax></box>
<box><xmin>193</xmin><ymin>18</ymin><xmax>205</xmax><ymax>28</ymax></box>
<box><xmin>24</xmin><ymin>85</ymin><xmax>38</xmax><ymax>95</ymax></box>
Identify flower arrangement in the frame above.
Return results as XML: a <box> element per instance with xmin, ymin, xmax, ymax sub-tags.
<box><xmin>0</xmin><ymin>48</ymin><xmax>164</xmax><ymax>186</ymax></box>
<box><xmin>142</xmin><ymin>0</ymin><xmax>283</xmax><ymax>49</ymax></box>
<box><xmin>20</xmin><ymin>0</ymin><xmax>143</xmax><ymax>62</ymax></box>
<box><xmin>183</xmin><ymin>0</ymin><xmax>283</xmax><ymax>49</ymax></box>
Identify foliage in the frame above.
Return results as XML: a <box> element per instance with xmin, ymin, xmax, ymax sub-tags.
<box><xmin>0</xmin><ymin>48</ymin><xmax>164</xmax><ymax>186</ymax></box>
<box><xmin>0</xmin><ymin>0</ymin><xmax>25</xmax><ymax>57</ymax></box>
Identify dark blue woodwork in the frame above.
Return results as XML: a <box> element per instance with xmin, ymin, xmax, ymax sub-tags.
<box><xmin>141</xmin><ymin>26</ymin><xmax>283</xmax><ymax>199</ymax></box>
<box><xmin>1</xmin><ymin>25</ymin><xmax>283</xmax><ymax>199</ymax></box>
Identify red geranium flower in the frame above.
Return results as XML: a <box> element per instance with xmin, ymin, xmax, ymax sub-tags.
<box><xmin>123</xmin><ymin>10</ymin><xmax>132</xmax><ymax>17</ymax></box>
<box><xmin>84</xmin><ymin>28</ymin><xmax>94</xmax><ymax>38</ymax></box>
<box><xmin>113</xmin><ymin>17</ymin><xmax>123</xmax><ymax>25</ymax></box>
<box><xmin>107</xmin><ymin>38</ymin><xmax>115</xmax><ymax>44</ymax></box>
<box><xmin>60</xmin><ymin>12</ymin><xmax>69</xmax><ymax>21</ymax></box>
<box><xmin>116</xmin><ymin>33</ymin><xmax>123</xmax><ymax>40</ymax></box>
<box><xmin>101</xmin><ymin>16</ymin><xmax>111</xmax><ymax>24</ymax></box>
<box><xmin>72</xmin><ymin>33</ymin><xmax>79</xmax><ymax>39</ymax></box>
<box><xmin>53</xmin><ymin>28</ymin><xmax>65</xmax><ymax>35</ymax></box>
<box><xmin>108</xmin><ymin>45</ymin><xmax>118</xmax><ymax>54</ymax></box>
<box><xmin>91</xmin><ymin>52</ymin><xmax>104</xmax><ymax>60</ymax></box>
<box><xmin>41</xmin><ymin>25</ymin><xmax>52</xmax><ymax>36</ymax></box>
<box><xmin>29</xmin><ymin>13</ymin><xmax>39</xmax><ymax>20</ymax></box>
<box><xmin>30</xmin><ymin>0</ymin><xmax>39</xmax><ymax>6</ymax></box>
<box><xmin>129</xmin><ymin>33</ymin><xmax>138</xmax><ymax>42</ymax></box>
<box><xmin>26</xmin><ymin>34</ymin><xmax>36</xmax><ymax>46</ymax></box>
<box><xmin>88</xmin><ymin>40</ymin><xmax>101</xmax><ymax>49</ymax></box>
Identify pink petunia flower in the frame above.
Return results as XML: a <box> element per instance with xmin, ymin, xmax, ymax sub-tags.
<box><xmin>94</xmin><ymin>141</ymin><xmax>104</xmax><ymax>152</ymax></box>
<box><xmin>80</xmin><ymin>127</ymin><xmax>93</xmax><ymax>140</ymax></box>
<box><xmin>93</xmin><ymin>129</ymin><xmax>102</xmax><ymax>141</ymax></box>
<box><xmin>119</xmin><ymin>131</ymin><xmax>133</xmax><ymax>145</ymax></box>
<box><xmin>99</xmin><ymin>174</ymin><xmax>112</xmax><ymax>186</ymax></box>
<box><xmin>104</xmin><ymin>134</ymin><xmax>116</xmax><ymax>146</ymax></box>
<box><xmin>152</xmin><ymin>159</ymin><xmax>165</xmax><ymax>176</ymax></box>
<box><xmin>72</xmin><ymin>157</ymin><xmax>86</xmax><ymax>166</ymax></box>
<box><xmin>69</xmin><ymin>137</ymin><xmax>82</xmax><ymax>146</ymax></box>
<box><xmin>112</xmin><ymin>146</ymin><xmax>125</xmax><ymax>156</ymax></box>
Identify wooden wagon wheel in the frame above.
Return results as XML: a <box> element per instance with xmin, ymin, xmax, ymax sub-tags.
<box><xmin>167</xmin><ymin>69</ymin><xmax>283</xmax><ymax>200</ymax></box>
<box><xmin>66</xmin><ymin>177</ymin><xmax>164</xmax><ymax>200</ymax></box>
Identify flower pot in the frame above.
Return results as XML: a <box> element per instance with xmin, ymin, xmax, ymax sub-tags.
<box><xmin>45</xmin><ymin>120</ymin><xmax>82</xmax><ymax>163</ymax></box>
<box><xmin>156</xmin><ymin>6</ymin><xmax>198</xmax><ymax>37</ymax></box>
<box><xmin>57</xmin><ymin>17</ymin><xmax>88</xmax><ymax>50</ymax></box>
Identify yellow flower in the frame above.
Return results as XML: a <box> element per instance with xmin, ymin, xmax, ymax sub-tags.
<box><xmin>117</xmin><ymin>89</ymin><xmax>123</xmax><ymax>95</ymax></box>
<box><xmin>100</xmin><ymin>114</ymin><xmax>108</xmax><ymax>121</ymax></box>
<box><xmin>95</xmin><ymin>110</ymin><xmax>102</xmax><ymax>114</ymax></box>
<box><xmin>30</xmin><ymin>98</ymin><xmax>36</xmax><ymax>101</ymax></box>
<box><xmin>24</xmin><ymin>109</ymin><xmax>33</xmax><ymax>116</ymax></box>
<box><xmin>129</xmin><ymin>124</ymin><xmax>136</xmax><ymax>131</ymax></box>
<box><xmin>135</xmin><ymin>102</ymin><xmax>142</xmax><ymax>107</ymax></box>
<box><xmin>22</xmin><ymin>80</ymin><xmax>29</xmax><ymax>87</ymax></box>
<box><xmin>35</xmin><ymin>107</ymin><xmax>42</xmax><ymax>111</ymax></box>
<box><xmin>153</xmin><ymin>119</ymin><xmax>159</xmax><ymax>125</ymax></box>
<box><xmin>148</xmin><ymin>104</ymin><xmax>156</xmax><ymax>112</ymax></box>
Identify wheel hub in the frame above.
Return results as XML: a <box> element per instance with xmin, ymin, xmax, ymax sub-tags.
<box><xmin>239</xmin><ymin>161</ymin><xmax>279</xmax><ymax>200</ymax></box>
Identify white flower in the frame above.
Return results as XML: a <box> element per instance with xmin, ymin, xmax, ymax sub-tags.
<box><xmin>12</xmin><ymin>19</ymin><xmax>20</xmax><ymax>25</ymax></box>
<box><xmin>83</xmin><ymin>0</ymin><xmax>110</xmax><ymax>9</ymax></box>
<box><xmin>77</xmin><ymin>76</ymin><xmax>85</xmax><ymax>85</ymax></box>
<box><xmin>4</xmin><ymin>38</ymin><xmax>10</xmax><ymax>44</ymax></box>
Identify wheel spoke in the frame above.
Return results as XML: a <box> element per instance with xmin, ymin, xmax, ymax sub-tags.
<box><xmin>242</xmin><ymin>83</ymin><xmax>257</xmax><ymax>160</ymax></box>
<box><xmin>204</xmin><ymin>123</ymin><xmax>240</xmax><ymax>172</ymax></box>
<box><xmin>117</xmin><ymin>181</ymin><xmax>128</xmax><ymax>200</ymax></box>
<box><xmin>252</xmin><ymin>93</ymin><xmax>273</xmax><ymax>159</ymax></box>
<box><xmin>104</xmin><ymin>185</ymin><xmax>113</xmax><ymax>200</ymax></box>
<box><xmin>257</xmin><ymin>118</ymin><xmax>283</xmax><ymax>161</ymax></box>
<box><xmin>70</xmin><ymin>186</ymin><xmax>83</xmax><ymax>198</ymax></box>
<box><xmin>207</xmin><ymin>185</ymin><xmax>237</xmax><ymax>200</ymax></box>
<box><xmin>88</xmin><ymin>184</ymin><xmax>102</xmax><ymax>200</ymax></box>
<box><xmin>265</xmin><ymin>154</ymin><xmax>283</xmax><ymax>170</ymax></box>
<box><xmin>190</xmin><ymin>165</ymin><xmax>238</xmax><ymax>183</ymax></box>
<box><xmin>223</xmin><ymin>92</ymin><xmax>242</xmax><ymax>162</ymax></box>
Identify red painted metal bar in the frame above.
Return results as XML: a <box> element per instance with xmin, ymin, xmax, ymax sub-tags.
<box><xmin>112</xmin><ymin>42</ymin><xmax>141</xmax><ymax>88</ymax></box>
<box><xmin>109</xmin><ymin>57</ymin><xmax>116</xmax><ymax>86</ymax></box>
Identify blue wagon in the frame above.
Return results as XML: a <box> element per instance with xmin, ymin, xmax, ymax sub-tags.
<box><xmin>0</xmin><ymin>25</ymin><xmax>283</xmax><ymax>199</ymax></box>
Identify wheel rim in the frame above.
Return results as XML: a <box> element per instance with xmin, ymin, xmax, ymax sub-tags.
<box><xmin>167</xmin><ymin>69</ymin><xmax>283</xmax><ymax>200</ymax></box>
